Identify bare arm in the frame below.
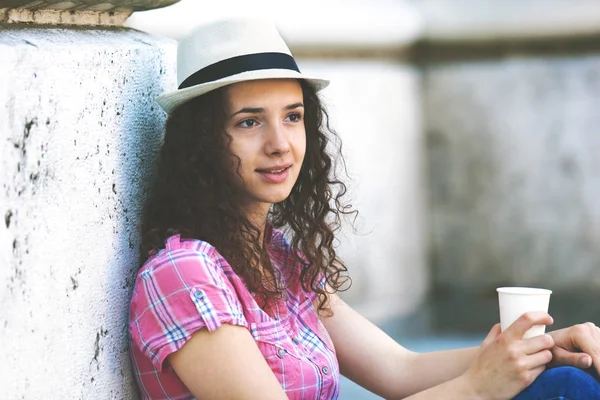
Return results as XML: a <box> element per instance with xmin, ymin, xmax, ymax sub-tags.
<box><xmin>321</xmin><ymin>294</ymin><xmax>555</xmax><ymax>400</ymax></box>
<box><xmin>167</xmin><ymin>323</ymin><xmax>288</xmax><ymax>400</ymax></box>
<box><xmin>320</xmin><ymin>294</ymin><xmax>479</xmax><ymax>399</ymax></box>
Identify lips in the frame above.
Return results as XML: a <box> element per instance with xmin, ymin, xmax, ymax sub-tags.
<box><xmin>259</xmin><ymin>167</ymin><xmax>286</xmax><ymax>173</ymax></box>
<box><xmin>256</xmin><ymin>164</ymin><xmax>292</xmax><ymax>183</ymax></box>
<box><xmin>256</xmin><ymin>164</ymin><xmax>292</xmax><ymax>174</ymax></box>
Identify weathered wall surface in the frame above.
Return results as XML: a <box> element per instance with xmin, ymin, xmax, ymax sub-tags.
<box><xmin>0</xmin><ymin>26</ymin><xmax>175</xmax><ymax>399</ymax></box>
<box><xmin>422</xmin><ymin>54</ymin><xmax>600</xmax><ymax>332</ymax></box>
<box><xmin>415</xmin><ymin>0</ymin><xmax>600</xmax><ymax>334</ymax></box>
<box><xmin>0</xmin><ymin>0</ymin><xmax>180</xmax><ymax>25</ymax></box>
<box><xmin>424</xmin><ymin>55</ymin><xmax>600</xmax><ymax>291</ymax></box>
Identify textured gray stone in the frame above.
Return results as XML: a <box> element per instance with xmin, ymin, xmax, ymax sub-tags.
<box><xmin>0</xmin><ymin>0</ymin><xmax>179</xmax><ymax>11</ymax></box>
<box><xmin>0</xmin><ymin>0</ymin><xmax>180</xmax><ymax>25</ymax></box>
<box><xmin>0</xmin><ymin>8</ymin><xmax>132</xmax><ymax>25</ymax></box>
<box><xmin>0</xmin><ymin>26</ymin><xmax>175</xmax><ymax>398</ymax></box>
<box><xmin>424</xmin><ymin>55</ymin><xmax>600</xmax><ymax>292</ymax></box>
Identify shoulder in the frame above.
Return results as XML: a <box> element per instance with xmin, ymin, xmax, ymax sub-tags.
<box><xmin>141</xmin><ymin>234</ymin><xmax>230</xmax><ymax>280</ymax></box>
<box><xmin>130</xmin><ymin>234</ymin><xmax>248</xmax><ymax>331</ymax></box>
<box><xmin>132</xmin><ymin>235</ymin><xmax>238</xmax><ymax>308</ymax></box>
<box><xmin>129</xmin><ymin>235</ymin><xmax>250</xmax><ymax>371</ymax></box>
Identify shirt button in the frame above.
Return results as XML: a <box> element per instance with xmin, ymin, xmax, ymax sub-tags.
<box><xmin>277</xmin><ymin>348</ymin><xmax>286</xmax><ymax>358</ymax></box>
<box><xmin>194</xmin><ymin>290</ymin><xmax>204</xmax><ymax>299</ymax></box>
<box><xmin>292</xmin><ymin>337</ymin><xmax>300</xmax><ymax>344</ymax></box>
<box><xmin>322</xmin><ymin>366</ymin><xmax>329</xmax><ymax>375</ymax></box>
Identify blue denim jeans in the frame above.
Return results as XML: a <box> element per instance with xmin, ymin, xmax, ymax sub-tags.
<box><xmin>513</xmin><ymin>366</ymin><xmax>600</xmax><ymax>400</ymax></box>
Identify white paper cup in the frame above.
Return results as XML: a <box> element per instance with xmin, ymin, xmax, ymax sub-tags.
<box><xmin>497</xmin><ymin>287</ymin><xmax>552</xmax><ymax>339</ymax></box>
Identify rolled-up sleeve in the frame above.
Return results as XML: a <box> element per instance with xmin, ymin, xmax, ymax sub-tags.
<box><xmin>130</xmin><ymin>248</ymin><xmax>247</xmax><ymax>372</ymax></box>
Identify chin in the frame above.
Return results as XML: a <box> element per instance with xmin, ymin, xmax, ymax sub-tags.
<box><xmin>259</xmin><ymin>188</ymin><xmax>294</xmax><ymax>204</ymax></box>
<box><xmin>266</xmin><ymin>193</ymin><xmax>292</xmax><ymax>204</ymax></box>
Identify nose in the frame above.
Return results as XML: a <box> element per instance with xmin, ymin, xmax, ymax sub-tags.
<box><xmin>265</xmin><ymin>122</ymin><xmax>290</xmax><ymax>156</ymax></box>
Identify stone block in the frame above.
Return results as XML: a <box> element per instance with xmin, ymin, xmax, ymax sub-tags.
<box><xmin>0</xmin><ymin>0</ymin><xmax>179</xmax><ymax>25</ymax></box>
<box><xmin>424</xmin><ymin>55</ymin><xmax>600</xmax><ymax>293</ymax></box>
<box><xmin>0</xmin><ymin>26</ymin><xmax>175</xmax><ymax>398</ymax></box>
<box><xmin>0</xmin><ymin>0</ymin><xmax>179</xmax><ymax>11</ymax></box>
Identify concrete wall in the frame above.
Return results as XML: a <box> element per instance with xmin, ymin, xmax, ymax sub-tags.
<box><xmin>0</xmin><ymin>26</ymin><xmax>175</xmax><ymax>399</ymax></box>
<box><xmin>417</xmin><ymin>0</ymin><xmax>600</xmax><ymax>333</ymax></box>
<box><xmin>425</xmin><ymin>55</ymin><xmax>600</xmax><ymax>291</ymax></box>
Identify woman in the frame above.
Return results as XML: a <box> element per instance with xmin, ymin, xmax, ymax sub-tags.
<box><xmin>129</xmin><ymin>18</ymin><xmax>600</xmax><ymax>399</ymax></box>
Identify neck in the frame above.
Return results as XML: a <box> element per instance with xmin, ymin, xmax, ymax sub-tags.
<box><xmin>243</xmin><ymin>202</ymin><xmax>271</xmax><ymax>243</ymax></box>
<box><xmin>243</xmin><ymin>203</ymin><xmax>277</xmax><ymax>293</ymax></box>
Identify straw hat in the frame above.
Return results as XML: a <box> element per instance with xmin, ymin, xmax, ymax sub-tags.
<box><xmin>156</xmin><ymin>18</ymin><xmax>330</xmax><ymax>113</ymax></box>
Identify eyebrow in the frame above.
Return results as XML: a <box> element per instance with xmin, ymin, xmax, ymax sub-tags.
<box><xmin>284</xmin><ymin>102</ymin><xmax>304</xmax><ymax>111</ymax></box>
<box><xmin>230</xmin><ymin>102</ymin><xmax>304</xmax><ymax>117</ymax></box>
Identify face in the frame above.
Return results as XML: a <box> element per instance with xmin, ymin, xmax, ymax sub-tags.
<box><xmin>225</xmin><ymin>79</ymin><xmax>306</xmax><ymax>215</ymax></box>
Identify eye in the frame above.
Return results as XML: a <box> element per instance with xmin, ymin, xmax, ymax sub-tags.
<box><xmin>237</xmin><ymin>118</ymin><xmax>259</xmax><ymax>128</ymax></box>
<box><xmin>286</xmin><ymin>112</ymin><xmax>303</xmax><ymax>123</ymax></box>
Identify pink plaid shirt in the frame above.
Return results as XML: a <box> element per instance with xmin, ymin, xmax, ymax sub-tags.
<box><xmin>129</xmin><ymin>226</ymin><xmax>340</xmax><ymax>399</ymax></box>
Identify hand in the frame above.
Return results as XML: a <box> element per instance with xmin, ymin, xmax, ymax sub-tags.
<box><xmin>462</xmin><ymin>312</ymin><xmax>555</xmax><ymax>400</ymax></box>
<box><xmin>548</xmin><ymin>322</ymin><xmax>600</xmax><ymax>374</ymax></box>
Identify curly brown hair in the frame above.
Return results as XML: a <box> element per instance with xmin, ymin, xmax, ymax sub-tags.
<box><xmin>142</xmin><ymin>80</ymin><xmax>355</xmax><ymax>313</ymax></box>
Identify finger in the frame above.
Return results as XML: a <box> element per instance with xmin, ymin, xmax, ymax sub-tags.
<box><xmin>528</xmin><ymin>365</ymin><xmax>546</xmax><ymax>385</ymax></box>
<box><xmin>593</xmin><ymin>324</ymin><xmax>600</xmax><ymax>375</ymax></box>
<box><xmin>505</xmin><ymin>312</ymin><xmax>554</xmax><ymax>341</ymax></box>
<box><xmin>571</xmin><ymin>322</ymin><xmax>600</xmax><ymax>375</ymax></box>
<box><xmin>518</xmin><ymin>365</ymin><xmax>547</xmax><ymax>392</ymax></box>
<box><xmin>522</xmin><ymin>349</ymin><xmax>553</xmax><ymax>370</ymax></box>
<box><xmin>550</xmin><ymin>346</ymin><xmax>593</xmax><ymax>369</ymax></box>
<box><xmin>482</xmin><ymin>323</ymin><xmax>502</xmax><ymax>346</ymax></box>
<box><xmin>520</xmin><ymin>334</ymin><xmax>554</xmax><ymax>355</ymax></box>
<box><xmin>584</xmin><ymin>323</ymin><xmax>600</xmax><ymax>375</ymax></box>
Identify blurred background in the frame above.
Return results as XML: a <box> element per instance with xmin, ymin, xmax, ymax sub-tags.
<box><xmin>2</xmin><ymin>0</ymin><xmax>600</xmax><ymax>398</ymax></box>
